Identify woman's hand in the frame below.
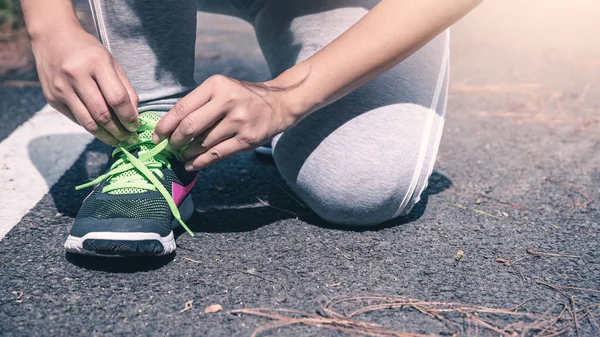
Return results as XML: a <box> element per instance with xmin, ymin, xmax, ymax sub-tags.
<box><xmin>153</xmin><ymin>74</ymin><xmax>300</xmax><ymax>170</ymax></box>
<box><xmin>31</xmin><ymin>24</ymin><xmax>140</xmax><ymax>146</ymax></box>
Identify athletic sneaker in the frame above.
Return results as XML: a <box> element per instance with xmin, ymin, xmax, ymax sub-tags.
<box><xmin>64</xmin><ymin>112</ymin><xmax>197</xmax><ymax>257</ymax></box>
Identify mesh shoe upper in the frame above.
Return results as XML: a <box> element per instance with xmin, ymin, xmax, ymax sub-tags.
<box><xmin>76</xmin><ymin>167</ymin><xmax>192</xmax><ymax>221</ymax></box>
<box><xmin>71</xmin><ymin>112</ymin><xmax>197</xmax><ymax>237</ymax></box>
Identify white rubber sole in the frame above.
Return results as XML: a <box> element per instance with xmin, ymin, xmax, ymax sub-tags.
<box><xmin>64</xmin><ymin>194</ymin><xmax>194</xmax><ymax>257</ymax></box>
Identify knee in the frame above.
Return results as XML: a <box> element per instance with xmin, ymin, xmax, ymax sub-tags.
<box><xmin>295</xmin><ymin>175</ymin><xmax>416</xmax><ymax>227</ymax></box>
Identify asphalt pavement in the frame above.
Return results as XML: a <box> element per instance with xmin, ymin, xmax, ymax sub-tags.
<box><xmin>1</xmin><ymin>1</ymin><xmax>599</xmax><ymax>336</ymax></box>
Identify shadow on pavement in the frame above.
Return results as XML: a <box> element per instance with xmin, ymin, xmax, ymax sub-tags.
<box><xmin>182</xmin><ymin>170</ymin><xmax>452</xmax><ymax>235</ymax></box>
<box><xmin>38</xmin><ymin>138</ymin><xmax>451</xmax><ymax>268</ymax></box>
<box><xmin>34</xmin><ymin>138</ymin><xmax>111</xmax><ymax>217</ymax></box>
<box><xmin>27</xmin><ymin>134</ymin><xmax>95</xmax><ymax>197</ymax></box>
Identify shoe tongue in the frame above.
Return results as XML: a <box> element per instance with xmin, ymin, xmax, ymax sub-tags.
<box><xmin>107</xmin><ymin>112</ymin><xmax>164</xmax><ymax>195</ymax></box>
<box><xmin>137</xmin><ymin>112</ymin><xmax>161</xmax><ymax>147</ymax></box>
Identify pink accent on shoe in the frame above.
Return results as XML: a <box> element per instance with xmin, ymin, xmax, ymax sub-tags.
<box><xmin>172</xmin><ymin>177</ymin><xmax>197</xmax><ymax>206</ymax></box>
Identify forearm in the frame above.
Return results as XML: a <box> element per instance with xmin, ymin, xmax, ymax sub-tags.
<box><xmin>270</xmin><ymin>0</ymin><xmax>482</xmax><ymax>118</ymax></box>
<box><xmin>20</xmin><ymin>0</ymin><xmax>81</xmax><ymax>40</ymax></box>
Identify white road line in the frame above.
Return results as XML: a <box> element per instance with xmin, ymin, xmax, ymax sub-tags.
<box><xmin>0</xmin><ymin>105</ymin><xmax>93</xmax><ymax>240</ymax></box>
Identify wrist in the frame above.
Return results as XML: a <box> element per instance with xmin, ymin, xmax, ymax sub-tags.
<box><xmin>27</xmin><ymin>17</ymin><xmax>82</xmax><ymax>42</ymax></box>
<box><xmin>265</xmin><ymin>62</ymin><xmax>324</xmax><ymax>121</ymax></box>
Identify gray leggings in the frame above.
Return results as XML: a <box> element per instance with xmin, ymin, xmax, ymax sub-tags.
<box><xmin>89</xmin><ymin>0</ymin><xmax>449</xmax><ymax>226</ymax></box>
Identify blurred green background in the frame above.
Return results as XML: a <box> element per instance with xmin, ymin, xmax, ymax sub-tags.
<box><xmin>0</xmin><ymin>0</ymin><xmax>22</xmax><ymax>26</ymax></box>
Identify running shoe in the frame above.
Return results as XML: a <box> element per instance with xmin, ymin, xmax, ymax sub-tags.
<box><xmin>64</xmin><ymin>112</ymin><xmax>197</xmax><ymax>257</ymax></box>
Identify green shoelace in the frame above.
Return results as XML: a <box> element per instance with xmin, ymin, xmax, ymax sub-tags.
<box><xmin>75</xmin><ymin>121</ymin><xmax>194</xmax><ymax>237</ymax></box>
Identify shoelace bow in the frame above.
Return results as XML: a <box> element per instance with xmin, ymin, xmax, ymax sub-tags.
<box><xmin>75</xmin><ymin>122</ymin><xmax>194</xmax><ymax>237</ymax></box>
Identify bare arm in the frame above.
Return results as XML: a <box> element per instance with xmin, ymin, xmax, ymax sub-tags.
<box><xmin>154</xmin><ymin>0</ymin><xmax>482</xmax><ymax>170</ymax></box>
<box><xmin>271</xmin><ymin>0</ymin><xmax>483</xmax><ymax>118</ymax></box>
<box><xmin>20</xmin><ymin>0</ymin><xmax>80</xmax><ymax>38</ymax></box>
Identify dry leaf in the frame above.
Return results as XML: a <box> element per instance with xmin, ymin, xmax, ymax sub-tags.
<box><xmin>180</xmin><ymin>300</ymin><xmax>193</xmax><ymax>313</ymax></box>
<box><xmin>11</xmin><ymin>290</ymin><xmax>23</xmax><ymax>301</ymax></box>
<box><xmin>204</xmin><ymin>304</ymin><xmax>223</xmax><ymax>314</ymax></box>
<box><xmin>455</xmin><ymin>250</ymin><xmax>464</xmax><ymax>262</ymax></box>
<box><xmin>496</xmin><ymin>258</ymin><xmax>511</xmax><ymax>266</ymax></box>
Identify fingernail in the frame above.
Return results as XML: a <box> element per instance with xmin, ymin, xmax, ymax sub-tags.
<box><xmin>125</xmin><ymin>133</ymin><xmax>138</xmax><ymax>145</ymax></box>
<box><xmin>107</xmin><ymin>139</ymin><xmax>120</xmax><ymax>147</ymax></box>
<box><xmin>185</xmin><ymin>163</ymin><xmax>194</xmax><ymax>171</ymax></box>
<box><xmin>152</xmin><ymin>133</ymin><xmax>160</xmax><ymax>144</ymax></box>
<box><xmin>128</xmin><ymin>121</ymin><xmax>141</xmax><ymax>132</ymax></box>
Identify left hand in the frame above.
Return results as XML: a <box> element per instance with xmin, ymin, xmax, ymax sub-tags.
<box><xmin>153</xmin><ymin>74</ymin><xmax>298</xmax><ymax>170</ymax></box>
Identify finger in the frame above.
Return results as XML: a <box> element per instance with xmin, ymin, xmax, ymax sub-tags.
<box><xmin>168</xmin><ymin>100</ymin><xmax>224</xmax><ymax>150</ymax></box>
<box><xmin>73</xmin><ymin>78</ymin><xmax>135</xmax><ymax>143</ymax></box>
<box><xmin>180</xmin><ymin>122</ymin><xmax>235</xmax><ymax>161</ymax></box>
<box><xmin>48</xmin><ymin>100</ymin><xmax>78</xmax><ymax>124</ymax></box>
<box><xmin>63</xmin><ymin>93</ymin><xmax>120</xmax><ymax>146</ymax></box>
<box><xmin>41</xmin><ymin>77</ymin><xmax>79</xmax><ymax>125</ymax></box>
<box><xmin>153</xmin><ymin>82</ymin><xmax>214</xmax><ymax>143</ymax></box>
<box><xmin>114</xmin><ymin>62</ymin><xmax>139</xmax><ymax>109</ymax></box>
<box><xmin>185</xmin><ymin>138</ymin><xmax>243</xmax><ymax>171</ymax></box>
<box><xmin>94</xmin><ymin>62</ymin><xmax>140</xmax><ymax>132</ymax></box>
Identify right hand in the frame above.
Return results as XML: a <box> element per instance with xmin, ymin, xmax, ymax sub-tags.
<box><xmin>31</xmin><ymin>24</ymin><xmax>140</xmax><ymax>146</ymax></box>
